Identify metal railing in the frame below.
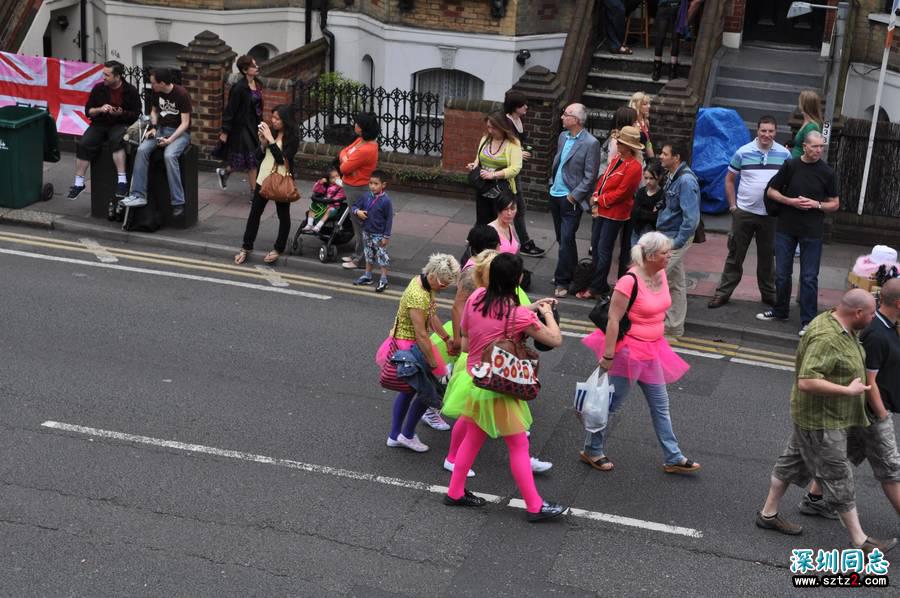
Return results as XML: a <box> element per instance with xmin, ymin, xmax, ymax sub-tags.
<box><xmin>292</xmin><ymin>77</ymin><xmax>443</xmax><ymax>156</ymax></box>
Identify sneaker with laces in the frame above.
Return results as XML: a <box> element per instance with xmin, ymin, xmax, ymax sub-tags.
<box><xmin>354</xmin><ymin>275</ymin><xmax>373</xmax><ymax>286</ymax></box>
<box><xmin>172</xmin><ymin>204</ymin><xmax>185</xmax><ymax>218</ymax></box>
<box><xmin>216</xmin><ymin>167</ymin><xmax>229</xmax><ymax>190</ymax></box>
<box><xmin>530</xmin><ymin>457</ymin><xmax>553</xmax><ymax>473</ymax></box>
<box><xmin>120</xmin><ymin>194</ymin><xmax>147</xmax><ymax>208</ymax></box>
<box><xmin>798</xmin><ymin>495</ymin><xmax>839</xmax><ymax>519</ymax></box>
<box><xmin>520</xmin><ymin>240</ymin><xmax>547</xmax><ymax>257</ymax></box>
<box><xmin>386</xmin><ymin>436</ymin><xmax>402</xmax><ymax>448</ymax></box>
<box><xmin>422</xmin><ymin>408</ymin><xmax>451</xmax><ymax>430</ymax></box>
<box><xmin>443</xmin><ymin>458</ymin><xmax>475</xmax><ymax>478</ymax></box>
<box><xmin>115</xmin><ymin>182</ymin><xmax>129</xmax><ymax>198</ymax></box>
<box><xmin>67</xmin><ymin>185</ymin><xmax>85</xmax><ymax>200</ymax></box>
<box><xmin>396</xmin><ymin>433</ymin><xmax>429</xmax><ymax>453</ymax></box>
<box><xmin>375</xmin><ymin>279</ymin><xmax>389</xmax><ymax>293</ymax></box>
<box><xmin>756</xmin><ymin>310</ymin><xmax>786</xmax><ymax>322</ymax></box>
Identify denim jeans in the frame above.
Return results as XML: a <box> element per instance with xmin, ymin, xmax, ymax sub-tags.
<box><xmin>130</xmin><ymin>126</ymin><xmax>190</xmax><ymax>205</ymax></box>
<box><xmin>583</xmin><ymin>375</ymin><xmax>685</xmax><ymax>465</ymax></box>
<box><xmin>604</xmin><ymin>0</ymin><xmax>626</xmax><ymax>51</ymax></box>
<box><xmin>588</xmin><ymin>217</ymin><xmax>624</xmax><ymax>294</ymax></box>
<box><xmin>774</xmin><ymin>232</ymin><xmax>822</xmax><ymax>325</ymax></box>
<box><xmin>549</xmin><ymin>194</ymin><xmax>583</xmax><ymax>287</ymax></box>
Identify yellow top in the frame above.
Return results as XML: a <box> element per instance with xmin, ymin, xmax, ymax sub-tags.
<box><xmin>256</xmin><ymin>139</ymin><xmax>288</xmax><ymax>187</ymax></box>
<box><xmin>393</xmin><ymin>277</ymin><xmax>435</xmax><ymax>340</ymax></box>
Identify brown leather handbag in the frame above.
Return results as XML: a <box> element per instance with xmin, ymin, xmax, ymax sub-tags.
<box><xmin>260</xmin><ymin>159</ymin><xmax>300</xmax><ymax>203</ymax></box>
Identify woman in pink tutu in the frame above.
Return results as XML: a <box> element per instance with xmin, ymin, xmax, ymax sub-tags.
<box><xmin>580</xmin><ymin>231</ymin><xmax>701</xmax><ymax>474</ymax></box>
<box><xmin>377</xmin><ymin>253</ymin><xmax>460</xmax><ymax>453</ymax></box>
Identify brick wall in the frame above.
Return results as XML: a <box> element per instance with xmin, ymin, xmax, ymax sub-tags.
<box><xmin>442</xmin><ymin>100</ymin><xmax>500</xmax><ymax>173</ymax></box>
<box><xmin>515</xmin><ymin>0</ymin><xmax>573</xmax><ymax>35</ymax></box>
<box><xmin>224</xmin><ymin>75</ymin><xmax>294</xmax><ymax>118</ymax></box>
<box><xmin>849</xmin><ymin>0</ymin><xmax>900</xmax><ymax>72</ymax></box>
<box><xmin>259</xmin><ymin>38</ymin><xmax>327</xmax><ymax>82</ymax></box>
<box><xmin>723</xmin><ymin>0</ymin><xmax>744</xmax><ymax>34</ymax></box>
<box><xmin>347</xmin><ymin>0</ymin><xmax>517</xmax><ymax>35</ymax></box>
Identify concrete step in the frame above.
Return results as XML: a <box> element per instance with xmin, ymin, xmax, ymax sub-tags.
<box><xmin>586</xmin><ymin>69</ymin><xmax>665</xmax><ymax>94</ymax></box>
<box><xmin>582</xmin><ymin>89</ymin><xmax>649</xmax><ymax>112</ymax></box>
<box><xmin>716</xmin><ymin>64</ymin><xmax>824</xmax><ymax>89</ymax></box>
<box><xmin>713</xmin><ymin>78</ymin><xmax>804</xmax><ymax>106</ymax></box>
<box><xmin>709</xmin><ymin>96</ymin><xmax>796</xmax><ymax>126</ymax></box>
<box><xmin>591</xmin><ymin>51</ymin><xmax>692</xmax><ymax>77</ymax></box>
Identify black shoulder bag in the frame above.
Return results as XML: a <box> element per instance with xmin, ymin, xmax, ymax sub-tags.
<box><xmin>468</xmin><ymin>138</ymin><xmax>503</xmax><ymax>199</ymax></box>
<box><xmin>763</xmin><ymin>159</ymin><xmax>795</xmax><ymax>218</ymax></box>
<box><xmin>589</xmin><ymin>272</ymin><xmax>639</xmax><ymax>339</ymax></box>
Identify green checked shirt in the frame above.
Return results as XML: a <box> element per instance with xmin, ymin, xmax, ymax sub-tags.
<box><xmin>791</xmin><ymin>311</ymin><xmax>868</xmax><ymax>430</ymax></box>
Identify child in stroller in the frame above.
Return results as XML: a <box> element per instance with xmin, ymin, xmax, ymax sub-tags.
<box><xmin>302</xmin><ymin>167</ymin><xmax>347</xmax><ymax>234</ymax></box>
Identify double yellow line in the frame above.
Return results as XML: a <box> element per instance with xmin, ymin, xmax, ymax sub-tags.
<box><xmin>0</xmin><ymin>229</ymin><xmax>796</xmax><ymax>367</ymax></box>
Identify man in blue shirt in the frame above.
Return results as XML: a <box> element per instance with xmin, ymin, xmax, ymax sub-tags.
<box><xmin>548</xmin><ymin>103</ymin><xmax>601</xmax><ymax>298</ymax></box>
<box><xmin>657</xmin><ymin>141</ymin><xmax>700</xmax><ymax>337</ymax></box>
<box><xmin>709</xmin><ymin>116</ymin><xmax>790</xmax><ymax>309</ymax></box>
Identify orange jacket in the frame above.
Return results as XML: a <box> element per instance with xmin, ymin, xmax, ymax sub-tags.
<box><xmin>591</xmin><ymin>156</ymin><xmax>642</xmax><ymax>221</ymax></box>
<box><xmin>339</xmin><ymin>139</ymin><xmax>379</xmax><ymax>186</ymax></box>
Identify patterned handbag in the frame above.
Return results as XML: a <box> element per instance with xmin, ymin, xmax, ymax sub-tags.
<box><xmin>379</xmin><ymin>318</ymin><xmax>414</xmax><ymax>393</ymax></box>
<box><xmin>470</xmin><ymin>307</ymin><xmax>541</xmax><ymax>401</ymax></box>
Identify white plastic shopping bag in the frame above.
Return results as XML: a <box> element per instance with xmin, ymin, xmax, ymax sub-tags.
<box><xmin>573</xmin><ymin>368</ymin><xmax>613</xmax><ymax>433</ymax></box>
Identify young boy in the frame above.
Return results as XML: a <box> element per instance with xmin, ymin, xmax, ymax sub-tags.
<box><xmin>351</xmin><ymin>170</ymin><xmax>393</xmax><ymax>292</ymax></box>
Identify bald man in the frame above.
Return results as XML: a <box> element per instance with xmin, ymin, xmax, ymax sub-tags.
<box><xmin>756</xmin><ymin>289</ymin><xmax>897</xmax><ymax>554</ymax></box>
<box><xmin>757</xmin><ymin>130</ymin><xmax>839</xmax><ymax>337</ymax></box>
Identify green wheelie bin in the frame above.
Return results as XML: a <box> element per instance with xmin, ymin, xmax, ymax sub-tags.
<box><xmin>0</xmin><ymin>105</ymin><xmax>56</xmax><ymax>209</ymax></box>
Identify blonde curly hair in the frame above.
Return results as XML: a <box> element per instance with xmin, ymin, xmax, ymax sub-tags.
<box><xmin>422</xmin><ymin>253</ymin><xmax>461</xmax><ymax>285</ymax></box>
<box><xmin>472</xmin><ymin>249</ymin><xmax>499</xmax><ymax>288</ymax></box>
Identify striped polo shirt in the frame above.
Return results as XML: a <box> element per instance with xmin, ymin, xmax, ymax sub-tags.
<box><xmin>728</xmin><ymin>139</ymin><xmax>790</xmax><ymax>216</ymax></box>
<box><xmin>791</xmin><ymin>311</ymin><xmax>868</xmax><ymax>430</ymax></box>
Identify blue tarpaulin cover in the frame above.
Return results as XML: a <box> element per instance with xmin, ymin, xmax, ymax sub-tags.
<box><xmin>691</xmin><ymin>107</ymin><xmax>750</xmax><ymax>214</ymax></box>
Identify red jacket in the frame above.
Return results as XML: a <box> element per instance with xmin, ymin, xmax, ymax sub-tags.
<box><xmin>591</xmin><ymin>156</ymin><xmax>642</xmax><ymax>221</ymax></box>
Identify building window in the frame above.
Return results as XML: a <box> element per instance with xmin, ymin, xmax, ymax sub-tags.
<box><xmin>141</xmin><ymin>42</ymin><xmax>185</xmax><ymax>70</ymax></box>
<box><xmin>413</xmin><ymin>68</ymin><xmax>484</xmax><ymax>115</ymax></box>
<box><xmin>248</xmin><ymin>44</ymin><xmax>274</xmax><ymax>65</ymax></box>
<box><xmin>362</xmin><ymin>55</ymin><xmax>375</xmax><ymax>89</ymax></box>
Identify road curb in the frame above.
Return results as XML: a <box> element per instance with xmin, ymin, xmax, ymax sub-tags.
<box><xmin>0</xmin><ymin>208</ymin><xmax>58</xmax><ymax>230</ymax></box>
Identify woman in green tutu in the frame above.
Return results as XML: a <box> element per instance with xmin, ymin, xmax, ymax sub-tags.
<box><xmin>441</xmin><ymin>252</ymin><xmax>568</xmax><ymax>522</ymax></box>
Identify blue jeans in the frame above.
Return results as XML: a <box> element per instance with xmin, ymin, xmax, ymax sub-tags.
<box><xmin>583</xmin><ymin>375</ymin><xmax>685</xmax><ymax>465</ymax></box>
<box><xmin>774</xmin><ymin>232</ymin><xmax>822</xmax><ymax>325</ymax></box>
<box><xmin>549</xmin><ymin>194</ymin><xmax>583</xmax><ymax>287</ymax></box>
<box><xmin>604</xmin><ymin>0</ymin><xmax>626</xmax><ymax>51</ymax></box>
<box><xmin>589</xmin><ymin>217</ymin><xmax>624</xmax><ymax>294</ymax></box>
<box><xmin>130</xmin><ymin>126</ymin><xmax>190</xmax><ymax>205</ymax></box>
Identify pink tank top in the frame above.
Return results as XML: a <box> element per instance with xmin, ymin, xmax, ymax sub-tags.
<box><xmin>614</xmin><ymin>269</ymin><xmax>671</xmax><ymax>341</ymax></box>
<box><xmin>490</xmin><ymin>222</ymin><xmax>519</xmax><ymax>254</ymax></box>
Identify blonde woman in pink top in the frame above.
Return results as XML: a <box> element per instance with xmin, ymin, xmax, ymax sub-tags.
<box><xmin>487</xmin><ymin>194</ymin><xmax>520</xmax><ymax>255</ymax></box>
<box><xmin>580</xmin><ymin>231</ymin><xmax>701</xmax><ymax>475</ymax></box>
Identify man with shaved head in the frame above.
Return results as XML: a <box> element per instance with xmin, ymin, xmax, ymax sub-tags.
<box><xmin>757</xmin><ymin>130</ymin><xmax>839</xmax><ymax>337</ymax></box>
<box><xmin>755</xmin><ymin>289</ymin><xmax>897</xmax><ymax>554</ymax></box>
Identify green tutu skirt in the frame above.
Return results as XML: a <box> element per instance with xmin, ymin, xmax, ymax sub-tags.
<box><xmin>430</xmin><ymin>287</ymin><xmax>530</xmax><ymax>366</ymax></box>
<box><xmin>440</xmin><ymin>353</ymin><xmax>533</xmax><ymax>439</ymax></box>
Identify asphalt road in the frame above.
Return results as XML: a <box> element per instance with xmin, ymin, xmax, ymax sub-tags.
<box><xmin>0</xmin><ymin>228</ymin><xmax>896</xmax><ymax>597</ymax></box>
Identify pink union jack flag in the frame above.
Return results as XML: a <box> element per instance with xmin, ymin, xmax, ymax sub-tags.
<box><xmin>0</xmin><ymin>52</ymin><xmax>103</xmax><ymax>135</ymax></box>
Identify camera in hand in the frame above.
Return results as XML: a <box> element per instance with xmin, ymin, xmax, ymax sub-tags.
<box><xmin>534</xmin><ymin>303</ymin><xmax>560</xmax><ymax>352</ymax></box>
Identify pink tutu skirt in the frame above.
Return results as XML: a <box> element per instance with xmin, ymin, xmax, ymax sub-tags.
<box><xmin>375</xmin><ymin>336</ymin><xmax>448</xmax><ymax>377</ymax></box>
<box><xmin>582</xmin><ymin>330</ymin><xmax>689</xmax><ymax>385</ymax></box>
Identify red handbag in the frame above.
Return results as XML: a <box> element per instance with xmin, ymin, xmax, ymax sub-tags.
<box><xmin>379</xmin><ymin>318</ymin><xmax>414</xmax><ymax>393</ymax></box>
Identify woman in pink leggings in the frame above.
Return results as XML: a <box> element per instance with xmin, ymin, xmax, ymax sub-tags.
<box><xmin>441</xmin><ymin>253</ymin><xmax>568</xmax><ymax>522</ymax></box>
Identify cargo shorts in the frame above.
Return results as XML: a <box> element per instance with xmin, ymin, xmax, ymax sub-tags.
<box><xmin>772</xmin><ymin>425</ymin><xmax>856</xmax><ymax>513</ymax></box>
<box><xmin>848</xmin><ymin>415</ymin><xmax>900</xmax><ymax>483</ymax></box>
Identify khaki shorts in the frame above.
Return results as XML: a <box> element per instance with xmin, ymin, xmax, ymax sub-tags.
<box><xmin>772</xmin><ymin>425</ymin><xmax>856</xmax><ymax>513</ymax></box>
<box><xmin>848</xmin><ymin>415</ymin><xmax>900</xmax><ymax>483</ymax></box>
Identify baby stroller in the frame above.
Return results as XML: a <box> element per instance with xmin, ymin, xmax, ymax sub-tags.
<box><xmin>290</xmin><ymin>199</ymin><xmax>355</xmax><ymax>263</ymax></box>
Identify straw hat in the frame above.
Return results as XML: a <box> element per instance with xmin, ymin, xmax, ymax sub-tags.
<box><xmin>615</xmin><ymin>126</ymin><xmax>644</xmax><ymax>151</ymax></box>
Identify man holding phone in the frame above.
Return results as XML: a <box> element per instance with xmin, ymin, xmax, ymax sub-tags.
<box><xmin>120</xmin><ymin>68</ymin><xmax>192</xmax><ymax>217</ymax></box>
<box><xmin>67</xmin><ymin>61</ymin><xmax>142</xmax><ymax>200</ymax></box>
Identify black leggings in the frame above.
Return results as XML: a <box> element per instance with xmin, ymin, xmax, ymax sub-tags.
<box><xmin>654</xmin><ymin>4</ymin><xmax>681</xmax><ymax>59</ymax></box>
<box><xmin>242</xmin><ymin>186</ymin><xmax>292</xmax><ymax>253</ymax></box>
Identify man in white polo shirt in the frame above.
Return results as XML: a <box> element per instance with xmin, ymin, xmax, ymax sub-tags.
<box><xmin>708</xmin><ymin>116</ymin><xmax>790</xmax><ymax>308</ymax></box>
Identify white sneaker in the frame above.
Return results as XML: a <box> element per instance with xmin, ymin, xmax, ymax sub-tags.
<box><xmin>302</xmin><ymin>224</ymin><xmax>315</xmax><ymax>233</ymax></box>
<box><xmin>798</xmin><ymin>325</ymin><xmax>808</xmax><ymax>337</ymax></box>
<box><xmin>443</xmin><ymin>458</ymin><xmax>475</xmax><ymax>478</ymax></box>
<box><xmin>386</xmin><ymin>436</ymin><xmax>402</xmax><ymax>448</ymax></box>
<box><xmin>396</xmin><ymin>433</ymin><xmax>429</xmax><ymax>453</ymax></box>
<box><xmin>421</xmin><ymin>408</ymin><xmax>451</xmax><ymax>431</ymax></box>
<box><xmin>530</xmin><ymin>457</ymin><xmax>553</xmax><ymax>473</ymax></box>
<box><xmin>120</xmin><ymin>194</ymin><xmax>147</xmax><ymax>208</ymax></box>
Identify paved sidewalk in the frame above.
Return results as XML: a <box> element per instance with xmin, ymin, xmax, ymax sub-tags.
<box><xmin>0</xmin><ymin>151</ymin><xmax>870</xmax><ymax>346</ymax></box>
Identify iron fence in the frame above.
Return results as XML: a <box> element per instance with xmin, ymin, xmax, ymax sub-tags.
<box><xmin>292</xmin><ymin>78</ymin><xmax>443</xmax><ymax>156</ymax></box>
<box><xmin>123</xmin><ymin>66</ymin><xmax>183</xmax><ymax>115</ymax></box>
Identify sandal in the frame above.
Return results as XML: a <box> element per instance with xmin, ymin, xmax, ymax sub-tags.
<box><xmin>263</xmin><ymin>250</ymin><xmax>280</xmax><ymax>264</ymax></box>
<box><xmin>580</xmin><ymin>451</ymin><xmax>614</xmax><ymax>471</ymax></box>
<box><xmin>234</xmin><ymin>249</ymin><xmax>249</xmax><ymax>265</ymax></box>
<box><xmin>611</xmin><ymin>46</ymin><xmax>633</xmax><ymax>55</ymax></box>
<box><xmin>554</xmin><ymin>287</ymin><xmax>568</xmax><ymax>298</ymax></box>
<box><xmin>575</xmin><ymin>289</ymin><xmax>597</xmax><ymax>300</ymax></box>
<box><xmin>663</xmin><ymin>459</ymin><xmax>701</xmax><ymax>475</ymax></box>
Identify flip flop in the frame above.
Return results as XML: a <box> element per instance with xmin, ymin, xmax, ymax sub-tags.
<box><xmin>263</xmin><ymin>250</ymin><xmax>280</xmax><ymax>264</ymax></box>
<box><xmin>663</xmin><ymin>459</ymin><xmax>701</xmax><ymax>474</ymax></box>
<box><xmin>575</xmin><ymin>290</ymin><xmax>597</xmax><ymax>300</ymax></box>
<box><xmin>554</xmin><ymin>287</ymin><xmax>568</xmax><ymax>298</ymax></box>
<box><xmin>234</xmin><ymin>249</ymin><xmax>249</xmax><ymax>265</ymax></box>
<box><xmin>580</xmin><ymin>452</ymin><xmax>614</xmax><ymax>471</ymax></box>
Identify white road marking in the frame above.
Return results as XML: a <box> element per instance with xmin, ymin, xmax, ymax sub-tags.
<box><xmin>254</xmin><ymin>265</ymin><xmax>290</xmax><ymax>288</ymax></box>
<box><xmin>731</xmin><ymin>358</ymin><xmax>794</xmax><ymax>372</ymax></box>
<box><xmin>671</xmin><ymin>348</ymin><xmax>725</xmax><ymax>360</ymax></box>
<box><xmin>41</xmin><ymin>420</ymin><xmax>701</xmax><ymax>538</ymax></box>
<box><xmin>507</xmin><ymin>499</ymin><xmax>703</xmax><ymax>538</ymax></box>
<box><xmin>79</xmin><ymin>237</ymin><xmax>118</xmax><ymax>263</ymax></box>
<box><xmin>0</xmin><ymin>247</ymin><xmax>330</xmax><ymax>300</ymax></box>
